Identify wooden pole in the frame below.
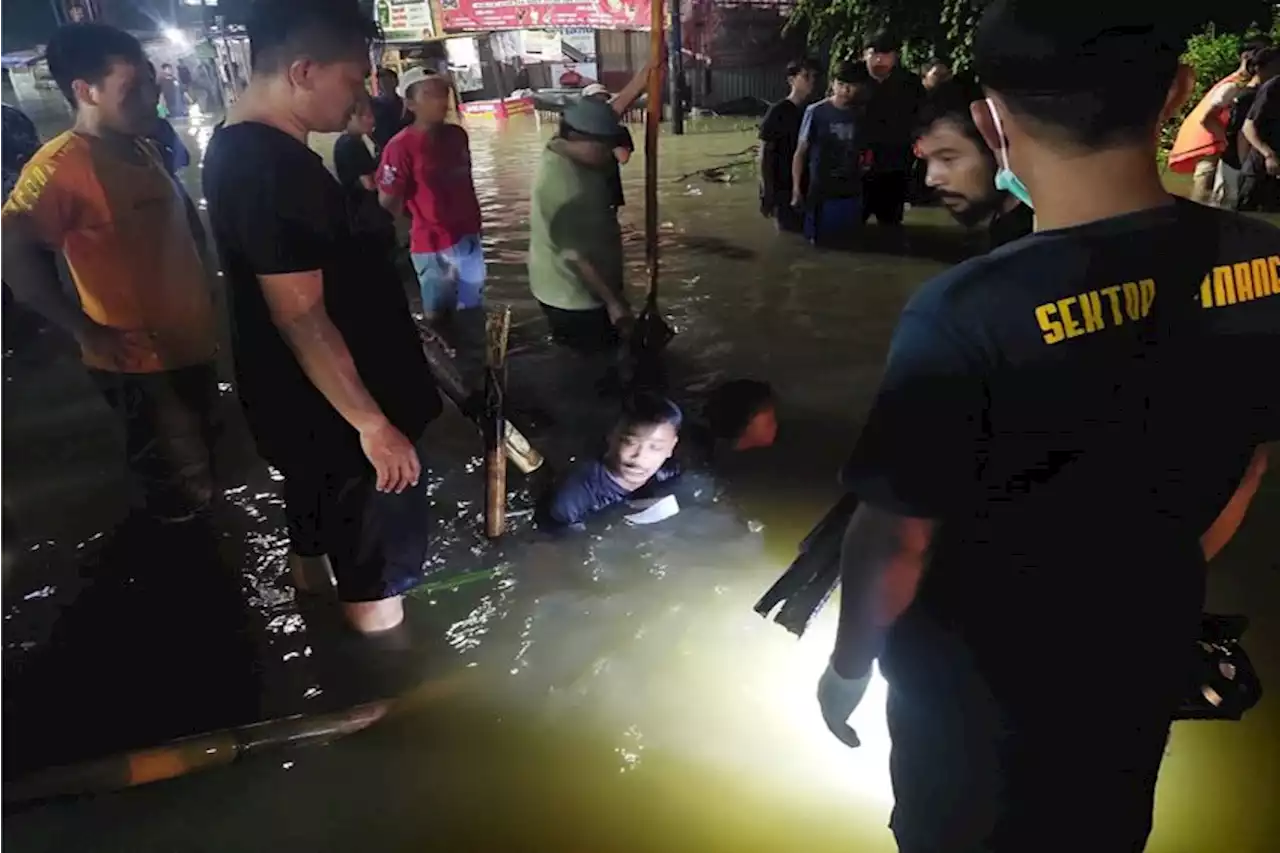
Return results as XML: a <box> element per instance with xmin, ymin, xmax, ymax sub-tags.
<box><xmin>483</xmin><ymin>306</ymin><xmax>512</xmax><ymax>539</ymax></box>
<box><xmin>644</xmin><ymin>0</ymin><xmax>665</xmax><ymax>301</ymax></box>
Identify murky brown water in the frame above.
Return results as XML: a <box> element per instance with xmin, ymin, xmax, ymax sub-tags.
<box><xmin>3</xmin><ymin>108</ymin><xmax>1279</xmax><ymax>852</ymax></box>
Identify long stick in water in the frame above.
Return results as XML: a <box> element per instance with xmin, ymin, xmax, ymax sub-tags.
<box><xmin>484</xmin><ymin>306</ymin><xmax>512</xmax><ymax>539</ymax></box>
<box><xmin>644</xmin><ymin>0</ymin><xmax>664</xmax><ymax>299</ymax></box>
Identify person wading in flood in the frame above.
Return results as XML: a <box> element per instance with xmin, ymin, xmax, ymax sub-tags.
<box><xmin>2</xmin><ymin>23</ymin><xmax>219</xmax><ymax>524</ymax></box>
<box><xmin>815</xmin><ymin>1</ymin><xmax>1278</xmax><ymax>849</ymax></box>
<box><xmin>914</xmin><ymin>79</ymin><xmax>1033</xmax><ymax>249</ymax></box>
<box><xmin>528</xmin><ymin>97</ymin><xmax>632</xmax><ymax>354</ymax></box>
<box><xmin>792</xmin><ymin>62</ymin><xmax>869</xmax><ymax>247</ymax></box>
<box><xmin>850</xmin><ymin>32</ymin><xmax>925</xmax><ymax>228</ymax></box>
<box><xmin>202</xmin><ymin>0</ymin><xmax>441</xmax><ymax>634</ymax></box>
<box><xmin>378</xmin><ymin>68</ymin><xmax>485</xmax><ymax>332</ymax></box>
<box><xmin>758</xmin><ymin>57</ymin><xmax>820</xmax><ymax>233</ymax></box>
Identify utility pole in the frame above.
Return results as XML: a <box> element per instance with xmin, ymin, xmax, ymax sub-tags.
<box><xmin>668</xmin><ymin>1</ymin><xmax>685</xmax><ymax>135</ymax></box>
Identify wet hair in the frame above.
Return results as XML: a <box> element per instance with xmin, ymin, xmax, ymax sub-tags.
<box><xmin>618</xmin><ymin>393</ymin><xmax>683</xmax><ymax>433</ymax></box>
<box><xmin>248</xmin><ymin>0</ymin><xmax>382</xmax><ymax>75</ymax></box>
<box><xmin>46</xmin><ymin>23</ymin><xmax>146</xmax><ymax>105</ymax></box>
<box><xmin>915</xmin><ymin>78</ymin><xmax>988</xmax><ymax>149</ymax></box>
<box><xmin>1247</xmin><ymin>46</ymin><xmax>1280</xmax><ymax>78</ymax></box>
<box><xmin>972</xmin><ymin>0</ymin><xmax>1187</xmax><ymax>149</ymax></box>
<box><xmin>832</xmin><ymin>61</ymin><xmax>862</xmax><ymax>85</ymax></box>
<box><xmin>865</xmin><ymin>31</ymin><xmax>899</xmax><ymax>54</ymax></box>
<box><xmin>786</xmin><ymin>57</ymin><xmax>821</xmax><ymax>79</ymax></box>
<box><xmin>705</xmin><ymin>380</ymin><xmax>773</xmax><ymax>441</ymax></box>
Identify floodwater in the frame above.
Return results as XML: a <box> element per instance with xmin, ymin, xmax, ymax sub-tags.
<box><xmin>3</xmin><ymin>108</ymin><xmax>1279</xmax><ymax>852</ymax></box>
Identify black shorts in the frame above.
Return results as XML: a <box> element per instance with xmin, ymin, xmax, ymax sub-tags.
<box><xmin>882</xmin><ymin>620</ymin><xmax>1174</xmax><ymax>852</ymax></box>
<box><xmin>280</xmin><ymin>456</ymin><xmax>429</xmax><ymax>602</ymax></box>
<box><xmin>539</xmin><ymin>301</ymin><xmax>618</xmax><ymax>355</ymax></box>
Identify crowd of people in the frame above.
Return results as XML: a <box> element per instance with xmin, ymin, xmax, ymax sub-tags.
<box><xmin>1</xmin><ymin>0</ymin><xmax>1278</xmax><ymax>849</ymax></box>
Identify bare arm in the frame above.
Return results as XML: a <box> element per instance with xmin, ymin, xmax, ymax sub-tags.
<box><xmin>613</xmin><ymin>147</ymin><xmax>632</xmax><ymax>165</ymax></box>
<box><xmin>259</xmin><ymin>269</ymin><xmax>420</xmax><ymax>492</ymax></box>
<box><xmin>359</xmin><ymin>174</ymin><xmax>377</xmax><ymax>192</ymax></box>
<box><xmin>377</xmin><ymin>190</ymin><xmax>405</xmax><ymax>217</ymax></box>
<box><xmin>1202</xmin><ymin>446</ymin><xmax>1269</xmax><ymax>561</ymax></box>
<box><xmin>831</xmin><ymin>504</ymin><xmax>934</xmax><ymax>678</ymax></box>
<box><xmin>2</xmin><ymin>214</ymin><xmax>96</xmax><ymax>339</ymax></box>
<box><xmin>562</xmin><ymin>249</ymin><xmax>628</xmax><ymax>319</ymax></box>
<box><xmin>609</xmin><ymin>59</ymin><xmax>656</xmax><ymax>116</ymax></box>
<box><xmin>791</xmin><ymin>141</ymin><xmax>809</xmax><ymax>204</ymax></box>
<box><xmin>1242</xmin><ymin>119</ymin><xmax>1275</xmax><ymax>160</ymax></box>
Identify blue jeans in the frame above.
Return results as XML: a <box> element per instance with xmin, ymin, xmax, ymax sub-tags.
<box><xmin>411</xmin><ymin>234</ymin><xmax>485</xmax><ymax>316</ymax></box>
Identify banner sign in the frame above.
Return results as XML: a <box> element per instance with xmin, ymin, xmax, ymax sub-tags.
<box><xmin>437</xmin><ymin>0</ymin><xmax>652</xmax><ymax>32</ymax></box>
<box><xmin>377</xmin><ymin>0</ymin><xmax>435</xmax><ymax>41</ymax></box>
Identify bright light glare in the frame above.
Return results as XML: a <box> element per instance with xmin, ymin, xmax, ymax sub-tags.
<box><xmin>164</xmin><ymin>27</ymin><xmax>190</xmax><ymax>50</ymax></box>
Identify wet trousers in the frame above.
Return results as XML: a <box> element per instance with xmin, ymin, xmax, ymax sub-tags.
<box><xmin>89</xmin><ymin>362</ymin><xmax>219</xmax><ymax>522</ymax></box>
<box><xmin>280</xmin><ymin>456</ymin><xmax>430</xmax><ymax>603</ymax></box>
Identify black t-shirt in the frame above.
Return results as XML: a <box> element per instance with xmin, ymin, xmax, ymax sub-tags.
<box><xmin>850</xmin><ymin>66</ymin><xmax>925</xmax><ymax>170</ymax></box>
<box><xmin>332</xmin><ymin>131</ymin><xmax>394</xmax><ymax>239</ymax></box>
<box><xmin>607</xmin><ymin>126</ymin><xmax>635</xmax><ymax>209</ymax></box>
<box><xmin>843</xmin><ymin>200</ymin><xmax>1280</xmax><ymax>712</ymax></box>
<box><xmin>988</xmin><ymin>201</ymin><xmax>1033</xmax><ymax>249</ymax></box>
<box><xmin>758</xmin><ymin>98</ymin><xmax>805</xmax><ymax>204</ymax></box>
<box><xmin>203</xmin><ymin>122</ymin><xmax>439</xmax><ymax>473</ymax></box>
<box><xmin>1243</xmin><ymin>77</ymin><xmax>1280</xmax><ymax>174</ymax></box>
<box><xmin>371</xmin><ymin>94</ymin><xmax>410</xmax><ymax>153</ymax></box>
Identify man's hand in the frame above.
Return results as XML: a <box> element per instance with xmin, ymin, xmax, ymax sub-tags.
<box><xmin>817</xmin><ymin>661</ymin><xmax>872</xmax><ymax>748</ymax></box>
<box><xmin>358</xmin><ymin>418</ymin><xmax>421</xmax><ymax>493</ymax></box>
<box><xmin>1266</xmin><ymin>154</ymin><xmax>1280</xmax><ymax>177</ymax></box>
<box><xmin>76</xmin><ymin>323</ymin><xmax>146</xmax><ymax>370</ymax></box>
<box><xmin>791</xmin><ymin>189</ymin><xmax>804</xmax><ymax>210</ymax></box>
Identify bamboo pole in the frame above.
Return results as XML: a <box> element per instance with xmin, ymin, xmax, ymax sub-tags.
<box><xmin>644</xmin><ymin>0</ymin><xmax>665</xmax><ymax>301</ymax></box>
<box><xmin>483</xmin><ymin>305</ymin><xmax>512</xmax><ymax>539</ymax></box>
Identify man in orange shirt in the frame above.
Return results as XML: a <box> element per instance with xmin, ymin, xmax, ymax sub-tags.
<box><xmin>2</xmin><ymin>23</ymin><xmax>218</xmax><ymax>523</ymax></box>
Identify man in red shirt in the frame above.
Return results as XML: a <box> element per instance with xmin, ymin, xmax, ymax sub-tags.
<box><xmin>377</xmin><ymin>67</ymin><xmax>483</xmax><ymax>326</ymax></box>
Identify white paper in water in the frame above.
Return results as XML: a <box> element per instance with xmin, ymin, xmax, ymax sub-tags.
<box><xmin>624</xmin><ymin>494</ymin><xmax>681</xmax><ymax>525</ymax></box>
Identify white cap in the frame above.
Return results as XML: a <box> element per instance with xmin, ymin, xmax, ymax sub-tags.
<box><xmin>581</xmin><ymin>83</ymin><xmax>610</xmax><ymax>98</ymax></box>
<box><xmin>397</xmin><ymin>66</ymin><xmax>437</xmax><ymax>98</ymax></box>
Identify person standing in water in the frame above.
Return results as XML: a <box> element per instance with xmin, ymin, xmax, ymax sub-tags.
<box><xmin>914</xmin><ymin>79</ymin><xmax>1032</xmax><ymax>248</ymax></box>
<box><xmin>792</xmin><ymin>62</ymin><xmax>868</xmax><ymax>246</ymax></box>
<box><xmin>202</xmin><ymin>0</ymin><xmax>440</xmax><ymax>634</ymax></box>
<box><xmin>758</xmin><ymin>57</ymin><xmax>820</xmax><ymax>232</ymax></box>
<box><xmin>370</xmin><ymin>66</ymin><xmax>410</xmax><ymax>155</ymax></box>
<box><xmin>377</xmin><ymin>67</ymin><xmax>484</xmax><ymax>329</ymax></box>
<box><xmin>851</xmin><ymin>32</ymin><xmax>925</xmax><ymax>227</ymax></box>
<box><xmin>334</xmin><ymin>91</ymin><xmax>396</xmax><ymax>254</ymax></box>
<box><xmin>2</xmin><ymin>24</ymin><xmax>219</xmax><ymax>523</ymax></box>
<box><xmin>817</xmin><ymin>1</ymin><xmax>1277</xmax><ymax>849</ymax></box>
<box><xmin>528</xmin><ymin>97</ymin><xmax>631</xmax><ymax>353</ymax></box>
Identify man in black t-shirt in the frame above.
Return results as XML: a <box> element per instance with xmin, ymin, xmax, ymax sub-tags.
<box><xmin>1239</xmin><ymin>71</ymin><xmax>1280</xmax><ymax>211</ymax></box>
<box><xmin>849</xmin><ymin>32</ymin><xmax>925</xmax><ymax>226</ymax></box>
<box><xmin>757</xmin><ymin>58</ymin><xmax>819</xmax><ymax>232</ymax></box>
<box><xmin>203</xmin><ymin>0</ymin><xmax>440</xmax><ymax>635</ymax></box>
<box><xmin>370</xmin><ymin>67</ymin><xmax>411</xmax><ymax>155</ymax></box>
<box><xmin>333</xmin><ymin>91</ymin><xmax>396</xmax><ymax>253</ymax></box>
<box><xmin>816</xmin><ymin>2</ymin><xmax>1278</xmax><ymax>850</ymax></box>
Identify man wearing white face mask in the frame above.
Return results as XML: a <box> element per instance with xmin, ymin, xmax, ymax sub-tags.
<box><xmin>816</xmin><ymin>1</ymin><xmax>1278</xmax><ymax>850</ymax></box>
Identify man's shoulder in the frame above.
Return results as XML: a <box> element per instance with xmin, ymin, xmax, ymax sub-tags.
<box><xmin>27</xmin><ymin>130</ymin><xmax>88</xmax><ymax>172</ymax></box>
<box><xmin>3</xmin><ymin>132</ymin><xmax>88</xmax><ymax>214</ymax></box>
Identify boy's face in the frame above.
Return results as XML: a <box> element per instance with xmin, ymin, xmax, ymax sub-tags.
<box><xmin>831</xmin><ymin>80</ymin><xmax>858</xmax><ymax>105</ymax></box>
<box><xmin>790</xmin><ymin>68</ymin><xmax>816</xmax><ymax>99</ymax></box>
<box><xmin>408</xmin><ymin>79</ymin><xmax>450</xmax><ymax>123</ymax></box>
<box><xmin>80</xmin><ymin>57</ymin><xmax>158</xmax><ymax>137</ymax></box>
<box><xmin>608</xmin><ymin>422</ymin><xmax>679</xmax><ymax>484</ymax></box>
<box><xmin>348</xmin><ymin>98</ymin><xmax>375</xmax><ymax>135</ymax></box>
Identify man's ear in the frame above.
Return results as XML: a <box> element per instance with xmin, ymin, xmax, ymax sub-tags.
<box><xmin>1158</xmin><ymin>64</ymin><xmax>1196</xmax><ymax>126</ymax></box>
<box><xmin>70</xmin><ymin>79</ymin><xmax>96</xmax><ymax>108</ymax></box>
<box><xmin>970</xmin><ymin>97</ymin><xmax>1002</xmax><ymax>160</ymax></box>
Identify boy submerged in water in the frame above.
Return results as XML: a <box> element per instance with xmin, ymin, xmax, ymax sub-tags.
<box><xmin>540</xmin><ymin>394</ymin><xmax>683</xmax><ymax>531</ymax></box>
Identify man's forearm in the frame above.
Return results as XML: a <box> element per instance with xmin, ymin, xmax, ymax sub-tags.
<box><xmin>569</xmin><ymin>255</ymin><xmax>624</xmax><ymax>310</ymax></box>
<box><xmin>831</xmin><ymin>505</ymin><xmax>930</xmax><ymax>678</ymax></box>
<box><xmin>1242</xmin><ymin>121</ymin><xmax>1275</xmax><ymax>159</ymax></box>
<box><xmin>3</xmin><ymin>236</ymin><xmax>93</xmax><ymax>338</ymax></box>
<box><xmin>276</xmin><ymin>304</ymin><xmax>390</xmax><ymax>433</ymax></box>
<box><xmin>791</xmin><ymin>145</ymin><xmax>808</xmax><ymax>200</ymax></box>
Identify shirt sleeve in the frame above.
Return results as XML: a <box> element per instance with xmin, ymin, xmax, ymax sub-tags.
<box><xmin>798</xmin><ymin>104</ymin><xmax>819</xmax><ymax>144</ymax></box>
<box><xmin>1209</xmin><ymin>82</ymin><xmax>1241</xmax><ymax>110</ymax></box>
<box><xmin>759</xmin><ymin>103</ymin><xmax>783</xmax><ymax>142</ymax></box>
<box><xmin>334</xmin><ymin>136</ymin><xmax>375</xmax><ymax>188</ymax></box>
<box><xmin>841</xmin><ymin>308</ymin><xmax>987</xmax><ymax>519</ymax></box>
<box><xmin>616</xmin><ymin>126</ymin><xmax>635</xmax><ymax>152</ymax></box>
<box><xmin>375</xmin><ymin>134</ymin><xmax>412</xmax><ymax>198</ymax></box>
<box><xmin>545</xmin><ymin>462</ymin><xmax>619</xmax><ymax>527</ymax></box>
<box><xmin>1247</xmin><ymin>80</ymin><xmax>1274</xmax><ymax>124</ymax></box>
<box><xmin>1</xmin><ymin>144</ymin><xmax>86</xmax><ymax>248</ymax></box>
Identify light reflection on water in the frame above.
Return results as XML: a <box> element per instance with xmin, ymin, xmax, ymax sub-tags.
<box><xmin>3</xmin><ymin>113</ymin><xmax>1279</xmax><ymax>852</ymax></box>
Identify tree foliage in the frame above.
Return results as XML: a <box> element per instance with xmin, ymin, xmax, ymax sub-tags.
<box><xmin>789</xmin><ymin>0</ymin><xmax>991</xmax><ymax>70</ymax></box>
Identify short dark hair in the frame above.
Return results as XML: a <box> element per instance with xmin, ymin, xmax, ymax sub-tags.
<box><xmin>973</xmin><ymin>0</ymin><xmax>1186</xmax><ymax>149</ymax></box>
<box><xmin>832</xmin><ymin>61</ymin><xmax>862</xmax><ymax>84</ymax></box>
<box><xmin>1242</xmin><ymin>35</ymin><xmax>1273</xmax><ymax>59</ymax></box>
<box><xmin>619</xmin><ymin>394</ymin><xmax>683</xmax><ymax>432</ymax></box>
<box><xmin>916</xmin><ymin>78</ymin><xmax>989</xmax><ymax>153</ymax></box>
<box><xmin>248</xmin><ymin>0</ymin><xmax>382</xmax><ymax>75</ymax></box>
<box><xmin>706</xmin><ymin>380</ymin><xmax>773</xmax><ymax>440</ymax></box>
<box><xmin>1248</xmin><ymin>46</ymin><xmax>1280</xmax><ymax>77</ymax></box>
<box><xmin>865</xmin><ymin>30</ymin><xmax>899</xmax><ymax>53</ymax></box>
<box><xmin>45</xmin><ymin>23</ymin><xmax>146</xmax><ymax>105</ymax></box>
<box><xmin>786</xmin><ymin>57</ymin><xmax>821</xmax><ymax>78</ymax></box>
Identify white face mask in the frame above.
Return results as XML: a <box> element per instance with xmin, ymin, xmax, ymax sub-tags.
<box><xmin>985</xmin><ymin>97</ymin><xmax>1033</xmax><ymax>209</ymax></box>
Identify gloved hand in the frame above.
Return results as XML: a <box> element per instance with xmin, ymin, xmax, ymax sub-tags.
<box><xmin>817</xmin><ymin>660</ymin><xmax>872</xmax><ymax>748</ymax></box>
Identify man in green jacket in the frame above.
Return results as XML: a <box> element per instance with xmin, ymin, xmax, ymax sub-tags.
<box><xmin>528</xmin><ymin>97</ymin><xmax>631</xmax><ymax>354</ymax></box>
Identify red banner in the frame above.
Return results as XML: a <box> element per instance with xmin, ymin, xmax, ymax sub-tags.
<box><xmin>438</xmin><ymin>0</ymin><xmax>652</xmax><ymax>32</ymax></box>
